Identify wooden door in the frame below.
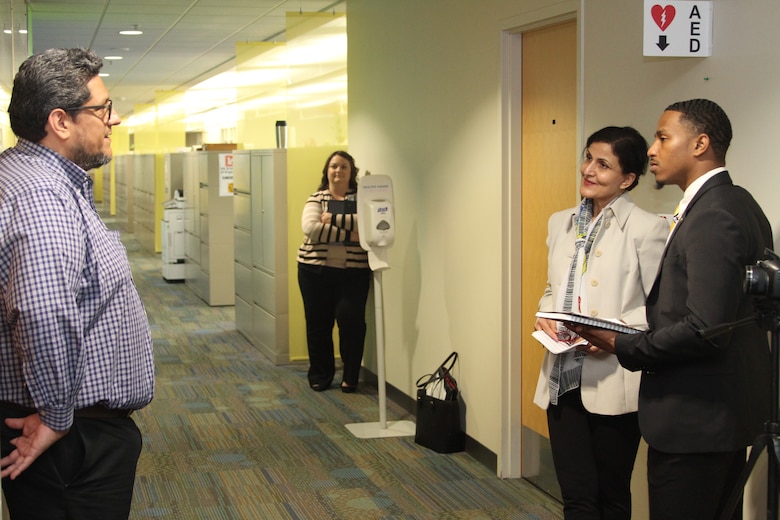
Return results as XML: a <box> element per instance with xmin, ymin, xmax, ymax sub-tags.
<box><xmin>520</xmin><ymin>20</ymin><xmax>577</xmax><ymax>438</ymax></box>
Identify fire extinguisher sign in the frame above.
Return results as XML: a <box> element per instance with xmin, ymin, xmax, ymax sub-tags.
<box><xmin>643</xmin><ymin>1</ymin><xmax>712</xmax><ymax>57</ymax></box>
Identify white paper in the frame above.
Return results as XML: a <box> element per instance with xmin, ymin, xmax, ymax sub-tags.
<box><xmin>218</xmin><ymin>153</ymin><xmax>234</xmax><ymax>197</ymax></box>
<box><xmin>532</xmin><ymin>330</ymin><xmax>587</xmax><ymax>354</ymax></box>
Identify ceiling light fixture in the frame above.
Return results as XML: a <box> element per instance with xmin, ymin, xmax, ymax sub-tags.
<box><xmin>119</xmin><ymin>25</ymin><xmax>142</xmax><ymax>36</ymax></box>
<box><xmin>105</xmin><ymin>56</ymin><xmax>123</xmax><ymax>60</ymax></box>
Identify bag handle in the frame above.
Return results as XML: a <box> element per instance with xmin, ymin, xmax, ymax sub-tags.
<box><xmin>438</xmin><ymin>351</ymin><xmax>458</xmax><ymax>374</ymax></box>
<box><xmin>416</xmin><ymin>351</ymin><xmax>458</xmax><ymax>389</ymax></box>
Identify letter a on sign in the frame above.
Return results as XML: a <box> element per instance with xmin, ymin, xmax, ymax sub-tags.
<box><xmin>643</xmin><ymin>0</ymin><xmax>712</xmax><ymax>57</ymax></box>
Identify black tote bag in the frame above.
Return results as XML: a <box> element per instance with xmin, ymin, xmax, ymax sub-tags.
<box><xmin>414</xmin><ymin>352</ymin><xmax>465</xmax><ymax>453</ymax></box>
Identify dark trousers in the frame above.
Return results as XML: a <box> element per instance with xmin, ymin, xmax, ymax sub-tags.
<box><xmin>547</xmin><ymin>388</ymin><xmax>641</xmax><ymax>520</ymax></box>
<box><xmin>1</xmin><ymin>407</ymin><xmax>142</xmax><ymax>520</ymax></box>
<box><xmin>298</xmin><ymin>264</ymin><xmax>371</xmax><ymax>387</ymax></box>
<box><xmin>647</xmin><ymin>445</ymin><xmax>745</xmax><ymax>520</ymax></box>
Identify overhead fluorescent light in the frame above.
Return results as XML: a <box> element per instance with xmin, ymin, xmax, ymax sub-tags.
<box><xmin>104</xmin><ymin>56</ymin><xmax>123</xmax><ymax>60</ymax></box>
<box><xmin>120</xmin><ymin>25</ymin><xmax>142</xmax><ymax>36</ymax></box>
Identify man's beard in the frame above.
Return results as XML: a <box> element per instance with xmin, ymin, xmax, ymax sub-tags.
<box><xmin>72</xmin><ymin>147</ymin><xmax>112</xmax><ymax>171</ymax></box>
<box><xmin>654</xmin><ymin>180</ymin><xmax>666</xmax><ymax>190</ymax></box>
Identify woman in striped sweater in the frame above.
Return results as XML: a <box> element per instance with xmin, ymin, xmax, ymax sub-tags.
<box><xmin>297</xmin><ymin>151</ymin><xmax>370</xmax><ymax>393</ymax></box>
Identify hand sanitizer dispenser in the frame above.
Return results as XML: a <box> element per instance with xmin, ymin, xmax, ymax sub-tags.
<box><xmin>365</xmin><ymin>200</ymin><xmax>394</xmax><ymax>247</ymax></box>
<box><xmin>347</xmin><ymin>172</ymin><xmax>416</xmax><ymax>439</ymax></box>
<box><xmin>358</xmin><ymin>173</ymin><xmax>395</xmax><ymax>271</ymax></box>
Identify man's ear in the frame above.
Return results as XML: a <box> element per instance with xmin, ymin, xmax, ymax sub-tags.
<box><xmin>692</xmin><ymin>133</ymin><xmax>710</xmax><ymax>157</ymax></box>
<box><xmin>46</xmin><ymin>109</ymin><xmax>72</xmax><ymax>140</ymax></box>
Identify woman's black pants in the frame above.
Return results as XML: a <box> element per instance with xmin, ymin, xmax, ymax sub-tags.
<box><xmin>546</xmin><ymin>388</ymin><xmax>641</xmax><ymax>520</ymax></box>
<box><xmin>298</xmin><ymin>264</ymin><xmax>371</xmax><ymax>387</ymax></box>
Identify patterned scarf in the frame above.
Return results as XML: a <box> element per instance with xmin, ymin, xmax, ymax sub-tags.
<box><xmin>549</xmin><ymin>198</ymin><xmax>606</xmax><ymax>405</ymax></box>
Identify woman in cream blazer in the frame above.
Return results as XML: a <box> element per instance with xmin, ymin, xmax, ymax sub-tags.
<box><xmin>533</xmin><ymin>126</ymin><xmax>668</xmax><ymax>519</ymax></box>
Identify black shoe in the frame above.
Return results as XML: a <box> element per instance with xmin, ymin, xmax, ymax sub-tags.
<box><xmin>340</xmin><ymin>382</ymin><xmax>357</xmax><ymax>393</ymax></box>
<box><xmin>311</xmin><ymin>382</ymin><xmax>329</xmax><ymax>392</ymax></box>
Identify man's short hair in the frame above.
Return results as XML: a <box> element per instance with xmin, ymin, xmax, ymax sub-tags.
<box><xmin>8</xmin><ymin>48</ymin><xmax>103</xmax><ymax>142</ymax></box>
<box><xmin>665</xmin><ymin>98</ymin><xmax>732</xmax><ymax>162</ymax></box>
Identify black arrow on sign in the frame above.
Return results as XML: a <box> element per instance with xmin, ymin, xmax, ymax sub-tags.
<box><xmin>656</xmin><ymin>35</ymin><xmax>670</xmax><ymax>51</ymax></box>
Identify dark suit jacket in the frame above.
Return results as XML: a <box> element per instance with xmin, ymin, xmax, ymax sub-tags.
<box><xmin>615</xmin><ymin>171</ymin><xmax>773</xmax><ymax>453</ymax></box>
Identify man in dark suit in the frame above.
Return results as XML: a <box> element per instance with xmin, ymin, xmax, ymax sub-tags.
<box><xmin>571</xmin><ymin>98</ymin><xmax>773</xmax><ymax>519</ymax></box>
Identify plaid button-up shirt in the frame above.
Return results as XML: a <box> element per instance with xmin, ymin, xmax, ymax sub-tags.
<box><xmin>0</xmin><ymin>139</ymin><xmax>154</xmax><ymax>431</ymax></box>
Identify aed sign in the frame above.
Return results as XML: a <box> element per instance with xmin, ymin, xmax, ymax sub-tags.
<box><xmin>643</xmin><ymin>1</ymin><xmax>712</xmax><ymax>57</ymax></box>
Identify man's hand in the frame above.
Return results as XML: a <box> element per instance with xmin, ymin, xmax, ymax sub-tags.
<box><xmin>0</xmin><ymin>414</ymin><xmax>68</xmax><ymax>480</ymax></box>
<box><xmin>567</xmin><ymin>323</ymin><xmax>619</xmax><ymax>354</ymax></box>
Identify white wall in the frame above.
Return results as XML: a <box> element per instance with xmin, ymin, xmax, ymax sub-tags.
<box><xmin>583</xmin><ymin>0</ymin><xmax>780</xmax><ymax>241</ymax></box>
<box><xmin>347</xmin><ymin>0</ymin><xmax>780</xmax><ymax>464</ymax></box>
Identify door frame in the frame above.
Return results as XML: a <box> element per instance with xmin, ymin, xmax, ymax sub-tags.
<box><xmin>499</xmin><ymin>2</ymin><xmax>583</xmax><ymax>478</ymax></box>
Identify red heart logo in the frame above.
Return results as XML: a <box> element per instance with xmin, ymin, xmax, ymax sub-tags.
<box><xmin>651</xmin><ymin>4</ymin><xmax>676</xmax><ymax>31</ymax></box>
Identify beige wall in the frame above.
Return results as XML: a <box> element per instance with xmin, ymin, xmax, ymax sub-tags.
<box><xmin>347</xmin><ymin>0</ymin><xmax>780</xmax><ymax>484</ymax></box>
<box><xmin>348</xmin><ymin>0</ymin><xmax>527</xmax><ymax>455</ymax></box>
<box><xmin>583</xmin><ymin>0</ymin><xmax>780</xmax><ymax>237</ymax></box>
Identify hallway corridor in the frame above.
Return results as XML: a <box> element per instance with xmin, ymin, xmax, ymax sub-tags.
<box><xmin>121</xmin><ymin>232</ymin><xmax>563</xmax><ymax>519</ymax></box>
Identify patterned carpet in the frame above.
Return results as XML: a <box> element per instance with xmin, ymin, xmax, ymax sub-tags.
<box><xmin>122</xmin><ymin>235</ymin><xmax>564</xmax><ymax>520</ymax></box>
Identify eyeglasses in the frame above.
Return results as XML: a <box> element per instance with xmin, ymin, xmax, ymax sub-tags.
<box><xmin>63</xmin><ymin>99</ymin><xmax>112</xmax><ymax>122</ymax></box>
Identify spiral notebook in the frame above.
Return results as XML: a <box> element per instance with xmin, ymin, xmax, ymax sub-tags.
<box><xmin>535</xmin><ymin>311</ymin><xmax>641</xmax><ymax>335</ymax></box>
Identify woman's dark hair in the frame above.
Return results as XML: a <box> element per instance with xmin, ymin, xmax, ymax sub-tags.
<box><xmin>318</xmin><ymin>150</ymin><xmax>359</xmax><ymax>191</ymax></box>
<box><xmin>585</xmin><ymin>126</ymin><xmax>648</xmax><ymax>191</ymax></box>
<box><xmin>8</xmin><ymin>48</ymin><xmax>103</xmax><ymax>143</ymax></box>
<box><xmin>665</xmin><ymin>98</ymin><xmax>731</xmax><ymax>163</ymax></box>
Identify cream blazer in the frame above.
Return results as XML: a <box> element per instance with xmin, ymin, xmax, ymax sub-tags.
<box><xmin>533</xmin><ymin>193</ymin><xmax>668</xmax><ymax>415</ymax></box>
